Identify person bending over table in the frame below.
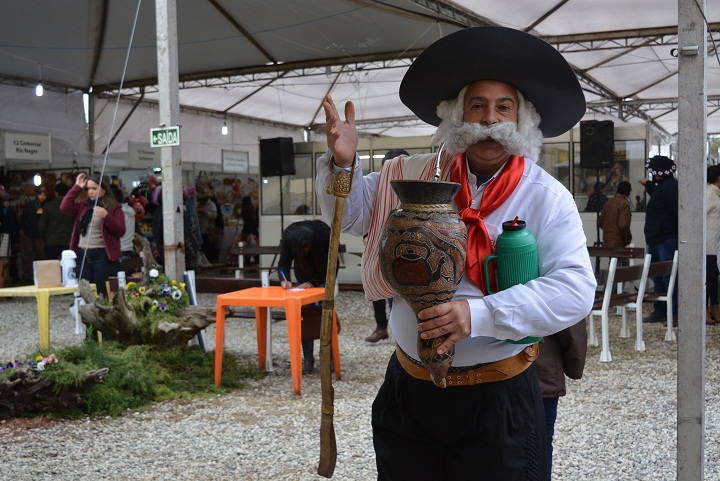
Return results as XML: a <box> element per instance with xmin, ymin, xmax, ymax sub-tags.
<box><xmin>277</xmin><ymin>219</ymin><xmax>335</xmax><ymax>375</ymax></box>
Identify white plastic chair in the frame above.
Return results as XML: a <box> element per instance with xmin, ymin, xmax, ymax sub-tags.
<box><xmin>588</xmin><ymin>258</ymin><xmax>617</xmax><ymax>361</ymax></box>
<box><xmin>587</xmin><ymin>254</ymin><xmax>652</xmax><ymax>362</ymax></box>
<box><xmin>619</xmin><ymin>253</ymin><xmax>653</xmax><ymax>351</ymax></box>
<box><xmin>643</xmin><ymin>250</ymin><xmax>679</xmax><ymax>342</ymax></box>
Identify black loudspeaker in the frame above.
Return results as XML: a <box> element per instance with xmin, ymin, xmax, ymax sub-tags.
<box><xmin>580</xmin><ymin>120</ymin><xmax>614</xmax><ymax>169</ymax></box>
<box><xmin>260</xmin><ymin>137</ymin><xmax>296</xmax><ymax>177</ymax></box>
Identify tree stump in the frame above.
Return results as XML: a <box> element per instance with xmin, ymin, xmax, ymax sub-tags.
<box><xmin>0</xmin><ymin>366</ymin><xmax>109</xmax><ymax>420</ymax></box>
<box><xmin>77</xmin><ymin>234</ymin><xmax>215</xmax><ymax>348</ymax></box>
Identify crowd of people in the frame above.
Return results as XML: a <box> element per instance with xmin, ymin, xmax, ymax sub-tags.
<box><xmin>591</xmin><ymin>153</ymin><xmax>682</xmax><ymax>329</ymax></box>
<box><xmin>1</xmin><ymin>182</ymin><xmax>69</xmax><ymax>285</ymax></box>
<box><xmin>0</xmin><ymin>175</ymin><xmax>260</xmax><ymax>292</ymax></box>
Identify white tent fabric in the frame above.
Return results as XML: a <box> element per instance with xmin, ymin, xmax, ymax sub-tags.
<box><xmin>1</xmin><ymin>0</ymin><xmax>719</xmax><ymax>140</ymax></box>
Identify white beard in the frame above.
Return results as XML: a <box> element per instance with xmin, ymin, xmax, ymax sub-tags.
<box><xmin>433</xmin><ymin>121</ymin><xmax>539</xmax><ymax>160</ymax></box>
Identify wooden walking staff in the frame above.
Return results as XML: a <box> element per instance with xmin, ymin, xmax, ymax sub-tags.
<box><xmin>317</xmin><ymin>159</ymin><xmax>353</xmax><ymax>478</ymax></box>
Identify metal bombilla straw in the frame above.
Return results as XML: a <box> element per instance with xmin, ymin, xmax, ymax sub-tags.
<box><xmin>433</xmin><ymin>142</ymin><xmax>446</xmax><ymax>181</ymax></box>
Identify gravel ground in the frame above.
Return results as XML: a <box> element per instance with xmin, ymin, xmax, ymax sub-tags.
<box><xmin>0</xmin><ymin>289</ymin><xmax>719</xmax><ymax>480</ymax></box>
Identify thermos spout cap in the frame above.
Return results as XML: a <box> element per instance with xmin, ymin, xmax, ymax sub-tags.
<box><xmin>502</xmin><ymin>218</ymin><xmax>527</xmax><ymax>231</ymax></box>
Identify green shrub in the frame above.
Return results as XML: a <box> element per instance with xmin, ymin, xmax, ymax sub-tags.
<box><xmin>23</xmin><ymin>341</ymin><xmax>264</xmax><ymax>418</ymax></box>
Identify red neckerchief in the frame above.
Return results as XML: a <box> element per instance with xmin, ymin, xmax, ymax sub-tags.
<box><xmin>450</xmin><ymin>154</ymin><xmax>525</xmax><ymax>293</ymax></box>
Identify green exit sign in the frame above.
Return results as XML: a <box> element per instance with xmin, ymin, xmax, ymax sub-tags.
<box><xmin>150</xmin><ymin>126</ymin><xmax>180</xmax><ymax>148</ymax></box>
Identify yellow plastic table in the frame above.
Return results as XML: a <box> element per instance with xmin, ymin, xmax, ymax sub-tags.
<box><xmin>0</xmin><ymin>284</ymin><xmax>93</xmax><ymax>352</ymax></box>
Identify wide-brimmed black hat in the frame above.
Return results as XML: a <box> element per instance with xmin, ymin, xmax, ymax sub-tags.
<box><xmin>399</xmin><ymin>27</ymin><xmax>586</xmax><ymax>138</ymax></box>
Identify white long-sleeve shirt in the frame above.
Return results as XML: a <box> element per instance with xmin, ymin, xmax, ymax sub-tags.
<box><xmin>316</xmin><ymin>151</ymin><xmax>596</xmax><ymax>365</ymax></box>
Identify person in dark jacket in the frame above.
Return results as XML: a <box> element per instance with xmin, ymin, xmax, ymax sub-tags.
<box><xmin>534</xmin><ymin>320</ymin><xmax>587</xmax><ymax>480</ymax></box>
<box><xmin>0</xmin><ymin>193</ymin><xmax>20</xmax><ymax>283</ymax></box>
<box><xmin>149</xmin><ymin>192</ymin><xmax>164</xmax><ymax>268</ymax></box>
<box><xmin>640</xmin><ymin>155</ymin><xmax>679</xmax><ymax>323</ymax></box>
<box><xmin>240</xmin><ymin>190</ymin><xmax>260</xmax><ymax>265</ymax></box>
<box><xmin>598</xmin><ymin>181</ymin><xmax>632</xmax><ymax>248</ymax></box>
<box><xmin>39</xmin><ymin>183</ymin><xmax>75</xmax><ymax>260</ymax></box>
<box><xmin>584</xmin><ymin>182</ymin><xmax>609</xmax><ymax>212</ymax></box>
<box><xmin>277</xmin><ymin>219</ymin><xmax>334</xmax><ymax>374</ymax></box>
<box><xmin>61</xmin><ymin>172</ymin><xmax>126</xmax><ymax>299</ymax></box>
<box><xmin>19</xmin><ymin>186</ymin><xmax>48</xmax><ymax>281</ymax></box>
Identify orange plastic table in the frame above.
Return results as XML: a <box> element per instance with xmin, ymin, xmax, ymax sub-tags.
<box><xmin>214</xmin><ymin>286</ymin><xmax>341</xmax><ymax>396</ymax></box>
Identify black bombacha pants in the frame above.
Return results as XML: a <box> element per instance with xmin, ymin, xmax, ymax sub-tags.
<box><xmin>372</xmin><ymin>355</ymin><xmax>547</xmax><ymax>481</ymax></box>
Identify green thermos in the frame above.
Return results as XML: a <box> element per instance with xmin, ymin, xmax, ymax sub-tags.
<box><xmin>483</xmin><ymin>217</ymin><xmax>542</xmax><ymax>344</ymax></box>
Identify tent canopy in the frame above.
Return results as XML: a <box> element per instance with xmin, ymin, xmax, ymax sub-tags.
<box><xmin>1</xmin><ymin>0</ymin><xmax>719</xmax><ymax>139</ymax></box>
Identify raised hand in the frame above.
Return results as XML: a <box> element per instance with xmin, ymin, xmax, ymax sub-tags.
<box><xmin>75</xmin><ymin>173</ymin><xmax>88</xmax><ymax>189</ymax></box>
<box><xmin>322</xmin><ymin>94</ymin><xmax>358</xmax><ymax>168</ymax></box>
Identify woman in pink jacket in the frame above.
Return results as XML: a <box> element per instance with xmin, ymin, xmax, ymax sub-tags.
<box><xmin>61</xmin><ymin>172</ymin><xmax>126</xmax><ymax>299</ymax></box>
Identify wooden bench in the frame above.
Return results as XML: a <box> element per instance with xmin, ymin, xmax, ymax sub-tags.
<box><xmin>587</xmin><ymin>254</ymin><xmax>652</xmax><ymax>362</ymax></box>
<box><xmin>587</xmin><ymin>246</ymin><xmax>645</xmax><ymax>280</ymax></box>
<box><xmin>193</xmin><ymin>262</ymin><xmax>236</xmax><ymax>275</ymax></box>
<box><xmin>587</xmin><ymin>246</ymin><xmax>646</xmax><ymax>259</ymax></box>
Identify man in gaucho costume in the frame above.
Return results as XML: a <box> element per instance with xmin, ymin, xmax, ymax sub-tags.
<box><xmin>316</xmin><ymin>27</ymin><xmax>596</xmax><ymax>480</ymax></box>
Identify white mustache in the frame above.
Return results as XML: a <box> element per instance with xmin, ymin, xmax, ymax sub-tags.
<box><xmin>439</xmin><ymin>122</ymin><xmax>531</xmax><ymax>157</ymax></box>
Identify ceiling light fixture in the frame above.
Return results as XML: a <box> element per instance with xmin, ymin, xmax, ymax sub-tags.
<box><xmin>221</xmin><ymin>121</ymin><xmax>228</xmax><ymax>136</ymax></box>
<box><xmin>33</xmin><ymin>174</ymin><xmax>42</xmax><ymax>186</ymax></box>
<box><xmin>35</xmin><ymin>64</ymin><xmax>43</xmax><ymax>97</ymax></box>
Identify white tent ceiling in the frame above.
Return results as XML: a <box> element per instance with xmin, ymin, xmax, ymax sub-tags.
<box><xmin>1</xmin><ymin>0</ymin><xmax>719</xmax><ymax>139</ymax></box>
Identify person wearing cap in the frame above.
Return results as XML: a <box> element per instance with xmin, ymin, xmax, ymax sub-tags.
<box><xmin>39</xmin><ymin>183</ymin><xmax>74</xmax><ymax>260</ymax></box>
<box><xmin>640</xmin><ymin>155</ymin><xmax>678</xmax><ymax>324</ymax></box>
<box><xmin>598</xmin><ymin>180</ymin><xmax>633</xmax><ymax>249</ymax></box>
<box><xmin>317</xmin><ymin>27</ymin><xmax>596</xmax><ymax>480</ymax></box>
<box><xmin>19</xmin><ymin>186</ymin><xmax>48</xmax><ymax>282</ymax></box>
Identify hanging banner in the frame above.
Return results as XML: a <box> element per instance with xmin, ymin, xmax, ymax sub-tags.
<box><xmin>128</xmin><ymin>141</ymin><xmax>160</xmax><ymax>168</ymax></box>
<box><xmin>222</xmin><ymin>150</ymin><xmax>249</xmax><ymax>173</ymax></box>
<box><xmin>4</xmin><ymin>132</ymin><xmax>51</xmax><ymax>161</ymax></box>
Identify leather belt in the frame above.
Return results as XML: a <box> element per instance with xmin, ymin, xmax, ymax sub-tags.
<box><xmin>395</xmin><ymin>342</ymin><xmax>539</xmax><ymax>387</ymax></box>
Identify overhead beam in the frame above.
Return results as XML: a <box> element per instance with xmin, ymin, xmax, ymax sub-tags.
<box><xmin>206</xmin><ymin>0</ymin><xmax>277</xmax><ymax>64</ymax></box>
<box><xmin>94</xmin><ymin>50</ymin><xmax>423</xmax><ymax>92</ymax></box>
<box><xmin>543</xmin><ymin>23</ymin><xmax>720</xmax><ymax>44</ymax></box>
